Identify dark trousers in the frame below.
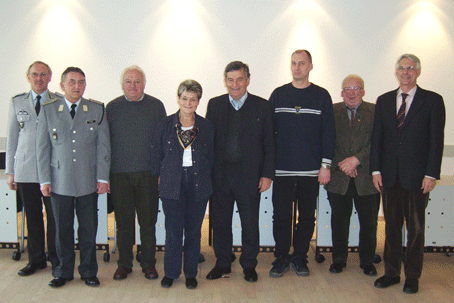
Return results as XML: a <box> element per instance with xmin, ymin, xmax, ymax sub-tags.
<box><xmin>327</xmin><ymin>180</ymin><xmax>379</xmax><ymax>265</ymax></box>
<box><xmin>17</xmin><ymin>183</ymin><xmax>58</xmax><ymax>269</ymax></box>
<box><xmin>272</xmin><ymin>176</ymin><xmax>319</xmax><ymax>261</ymax></box>
<box><xmin>161</xmin><ymin>167</ymin><xmax>208</xmax><ymax>279</ymax></box>
<box><xmin>211</xmin><ymin>163</ymin><xmax>260</xmax><ymax>269</ymax></box>
<box><xmin>51</xmin><ymin>192</ymin><xmax>98</xmax><ymax>279</ymax></box>
<box><xmin>382</xmin><ymin>180</ymin><xmax>429</xmax><ymax>279</ymax></box>
<box><xmin>110</xmin><ymin>171</ymin><xmax>159</xmax><ymax>269</ymax></box>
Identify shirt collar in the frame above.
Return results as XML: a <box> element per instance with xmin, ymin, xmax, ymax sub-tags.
<box><xmin>229</xmin><ymin>92</ymin><xmax>248</xmax><ymax>111</ymax></box>
<box><xmin>64</xmin><ymin>97</ymin><xmax>81</xmax><ymax>111</ymax></box>
<box><xmin>124</xmin><ymin>94</ymin><xmax>145</xmax><ymax>102</ymax></box>
<box><xmin>31</xmin><ymin>90</ymin><xmax>48</xmax><ymax>103</ymax></box>
<box><xmin>397</xmin><ymin>86</ymin><xmax>417</xmax><ymax>98</ymax></box>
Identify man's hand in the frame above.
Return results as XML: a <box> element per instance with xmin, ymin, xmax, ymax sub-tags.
<box><xmin>41</xmin><ymin>184</ymin><xmax>52</xmax><ymax>197</ymax></box>
<box><xmin>97</xmin><ymin>182</ymin><xmax>108</xmax><ymax>194</ymax></box>
<box><xmin>318</xmin><ymin>167</ymin><xmax>331</xmax><ymax>185</ymax></box>
<box><xmin>258</xmin><ymin>177</ymin><xmax>272</xmax><ymax>193</ymax></box>
<box><xmin>421</xmin><ymin>177</ymin><xmax>436</xmax><ymax>194</ymax></box>
<box><xmin>372</xmin><ymin>174</ymin><xmax>382</xmax><ymax>192</ymax></box>
<box><xmin>339</xmin><ymin>156</ymin><xmax>360</xmax><ymax>177</ymax></box>
<box><xmin>7</xmin><ymin>174</ymin><xmax>17</xmax><ymax>191</ymax></box>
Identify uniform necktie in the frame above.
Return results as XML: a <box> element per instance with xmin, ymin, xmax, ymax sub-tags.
<box><xmin>70</xmin><ymin>104</ymin><xmax>77</xmax><ymax>119</ymax></box>
<box><xmin>35</xmin><ymin>95</ymin><xmax>41</xmax><ymax>116</ymax></box>
<box><xmin>397</xmin><ymin>93</ymin><xmax>408</xmax><ymax>132</ymax></box>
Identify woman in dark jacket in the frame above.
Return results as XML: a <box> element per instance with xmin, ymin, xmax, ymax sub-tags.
<box><xmin>151</xmin><ymin>79</ymin><xmax>214</xmax><ymax>289</ymax></box>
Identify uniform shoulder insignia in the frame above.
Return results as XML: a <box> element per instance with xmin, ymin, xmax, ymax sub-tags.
<box><xmin>52</xmin><ymin>92</ymin><xmax>64</xmax><ymax>98</ymax></box>
<box><xmin>88</xmin><ymin>99</ymin><xmax>104</xmax><ymax>105</ymax></box>
<box><xmin>43</xmin><ymin>98</ymin><xmax>59</xmax><ymax>106</ymax></box>
<box><xmin>12</xmin><ymin>92</ymin><xmax>27</xmax><ymax>98</ymax></box>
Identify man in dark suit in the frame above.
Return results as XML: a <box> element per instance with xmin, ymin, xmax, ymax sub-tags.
<box><xmin>6</xmin><ymin>61</ymin><xmax>60</xmax><ymax>276</ymax></box>
<box><xmin>370</xmin><ymin>54</ymin><xmax>445</xmax><ymax>294</ymax></box>
<box><xmin>205</xmin><ymin>61</ymin><xmax>275</xmax><ymax>282</ymax></box>
<box><xmin>37</xmin><ymin>67</ymin><xmax>111</xmax><ymax>288</ymax></box>
<box><xmin>325</xmin><ymin>74</ymin><xmax>379</xmax><ymax>276</ymax></box>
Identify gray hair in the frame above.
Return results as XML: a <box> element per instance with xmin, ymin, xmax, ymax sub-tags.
<box><xmin>177</xmin><ymin>79</ymin><xmax>203</xmax><ymax>100</ymax></box>
<box><xmin>121</xmin><ymin>65</ymin><xmax>146</xmax><ymax>85</ymax></box>
<box><xmin>395</xmin><ymin>54</ymin><xmax>421</xmax><ymax>70</ymax></box>
<box><xmin>61</xmin><ymin>67</ymin><xmax>85</xmax><ymax>82</ymax></box>
<box><xmin>27</xmin><ymin>61</ymin><xmax>52</xmax><ymax>76</ymax></box>
<box><xmin>342</xmin><ymin>74</ymin><xmax>364</xmax><ymax>90</ymax></box>
<box><xmin>224</xmin><ymin>61</ymin><xmax>250</xmax><ymax>79</ymax></box>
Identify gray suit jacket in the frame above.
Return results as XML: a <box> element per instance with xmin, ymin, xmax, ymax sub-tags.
<box><xmin>6</xmin><ymin>90</ymin><xmax>62</xmax><ymax>182</ymax></box>
<box><xmin>36</xmin><ymin>97</ymin><xmax>111</xmax><ymax>197</ymax></box>
<box><xmin>325</xmin><ymin>101</ymin><xmax>378</xmax><ymax>196</ymax></box>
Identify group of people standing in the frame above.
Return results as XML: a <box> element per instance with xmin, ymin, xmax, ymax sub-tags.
<box><xmin>5</xmin><ymin>50</ymin><xmax>445</xmax><ymax>295</ymax></box>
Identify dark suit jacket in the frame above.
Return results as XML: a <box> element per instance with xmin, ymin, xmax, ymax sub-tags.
<box><xmin>370</xmin><ymin>86</ymin><xmax>445</xmax><ymax>190</ymax></box>
<box><xmin>325</xmin><ymin>101</ymin><xmax>378</xmax><ymax>196</ymax></box>
<box><xmin>206</xmin><ymin>93</ymin><xmax>275</xmax><ymax>195</ymax></box>
<box><xmin>151</xmin><ymin>111</ymin><xmax>214</xmax><ymax>201</ymax></box>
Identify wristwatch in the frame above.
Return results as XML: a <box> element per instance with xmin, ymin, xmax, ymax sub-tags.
<box><xmin>321</xmin><ymin>163</ymin><xmax>331</xmax><ymax>169</ymax></box>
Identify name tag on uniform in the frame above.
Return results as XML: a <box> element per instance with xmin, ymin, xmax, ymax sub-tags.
<box><xmin>58</xmin><ymin>105</ymin><xmax>64</xmax><ymax>112</ymax></box>
<box><xmin>83</xmin><ymin>105</ymin><xmax>88</xmax><ymax>112</ymax></box>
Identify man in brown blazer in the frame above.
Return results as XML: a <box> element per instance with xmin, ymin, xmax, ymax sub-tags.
<box><xmin>325</xmin><ymin>74</ymin><xmax>380</xmax><ymax>276</ymax></box>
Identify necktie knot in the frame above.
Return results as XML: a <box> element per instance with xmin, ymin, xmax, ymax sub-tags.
<box><xmin>401</xmin><ymin>93</ymin><xmax>408</xmax><ymax>102</ymax></box>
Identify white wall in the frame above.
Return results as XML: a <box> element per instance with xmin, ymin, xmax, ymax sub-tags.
<box><xmin>1</xmin><ymin>0</ymin><xmax>453</xmax><ymax>171</ymax></box>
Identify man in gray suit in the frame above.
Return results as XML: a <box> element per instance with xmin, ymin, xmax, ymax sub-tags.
<box><xmin>325</xmin><ymin>74</ymin><xmax>380</xmax><ymax>276</ymax></box>
<box><xmin>6</xmin><ymin>61</ymin><xmax>60</xmax><ymax>276</ymax></box>
<box><xmin>37</xmin><ymin>67</ymin><xmax>111</xmax><ymax>288</ymax></box>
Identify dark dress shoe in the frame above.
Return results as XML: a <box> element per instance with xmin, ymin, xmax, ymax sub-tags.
<box><xmin>161</xmin><ymin>276</ymin><xmax>173</xmax><ymax>288</ymax></box>
<box><xmin>143</xmin><ymin>266</ymin><xmax>158</xmax><ymax>279</ymax></box>
<box><xmin>374</xmin><ymin>275</ymin><xmax>400</xmax><ymax>288</ymax></box>
<box><xmin>329</xmin><ymin>263</ymin><xmax>346</xmax><ymax>274</ymax></box>
<box><xmin>243</xmin><ymin>268</ymin><xmax>258</xmax><ymax>282</ymax></box>
<box><xmin>83</xmin><ymin>276</ymin><xmax>100</xmax><ymax>287</ymax></box>
<box><xmin>113</xmin><ymin>266</ymin><xmax>132</xmax><ymax>280</ymax></box>
<box><xmin>48</xmin><ymin>277</ymin><xmax>73</xmax><ymax>288</ymax></box>
<box><xmin>206</xmin><ymin>266</ymin><xmax>231</xmax><ymax>280</ymax></box>
<box><xmin>360</xmin><ymin>264</ymin><xmax>377</xmax><ymax>276</ymax></box>
<box><xmin>403</xmin><ymin>278</ymin><xmax>419</xmax><ymax>294</ymax></box>
<box><xmin>18</xmin><ymin>262</ymin><xmax>47</xmax><ymax>276</ymax></box>
<box><xmin>186</xmin><ymin>277</ymin><xmax>198</xmax><ymax>289</ymax></box>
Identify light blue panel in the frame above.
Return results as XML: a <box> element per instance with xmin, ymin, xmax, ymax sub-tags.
<box><xmin>74</xmin><ymin>192</ymin><xmax>108</xmax><ymax>245</ymax></box>
<box><xmin>316</xmin><ymin>186</ymin><xmax>360</xmax><ymax>247</ymax></box>
<box><xmin>423</xmin><ymin>177</ymin><xmax>454</xmax><ymax>247</ymax></box>
<box><xmin>232</xmin><ymin>186</ymin><xmax>274</xmax><ymax>246</ymax></box>
<box><xmin>0</xmin><ymin>179</ymin><xmax>18</xmax><ymax>243</ymax></box>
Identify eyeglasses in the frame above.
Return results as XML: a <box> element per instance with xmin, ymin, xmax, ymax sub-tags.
<box><xmin>30</xmin><ymin>72</ymin><xmax>48</xmax><ymax>78</ymax></box>
<box><xmin>397</xmin><ymin>66</ymin><xmax>417</xmax><ymax>71</ymax></box>
<box><xmin>343</xmin><ymin>86</ymin><xmax>362</xmax><ymax>92</ymax></box>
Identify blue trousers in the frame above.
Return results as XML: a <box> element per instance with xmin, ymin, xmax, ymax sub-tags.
<box><xmin>161</xmin><ymin>167</ymin><xmax>208</xmax><ymax>279</ymax></box>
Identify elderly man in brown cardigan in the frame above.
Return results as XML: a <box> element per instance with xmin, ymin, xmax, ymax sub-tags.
<box><xmin>325</xmin><ymin>74</ymin><xmax>380</xmax><ymax>276</ymax></box>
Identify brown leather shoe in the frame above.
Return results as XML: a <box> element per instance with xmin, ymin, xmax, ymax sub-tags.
<box><xmin>113</xmin><ymin>266</ymin><xmax>132</xmax><ymax>280</ymax></box>
<box><xmin>143</xmin><ymin>266</ymin><xmax>158</xmax><ymax>280</ymax></box>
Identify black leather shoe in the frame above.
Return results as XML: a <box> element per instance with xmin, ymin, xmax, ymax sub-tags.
<box><xmin>374</xmin><ymin>275</ymin><xmax>400</xmax><ymax>288</ymax></box>
<box><xmin>403</xmin><ymin>278</ymin><xmax>419</xmax><ymax>294</ymax></box>
<box><xmin>83</xmin><ymin>276</ymin><xmax>100</xmax><ymax>287</ymax></box>
<box><xmin>243</xmin><ymin>268</ymin><xmax>258</xmax><ymax>282</ymax></box>
<box><xmin>18</xmin><ymin>262</ymin><xmax>47</xmax><ymax>276</ymax></box>
<box><xmin>186</xmin><ymin>277</ymin><xmax>198</xmax><ymax>289</ymax></box>
<box><xmin>360</xmin><ymin>264</ymin><xmax>377</xmax><ymax>276</ymax></box>
<box><xmin>48</xmin><ymin>277</ymin><xmax>73</xmax><ymax>288</ymax></box>
<box><xmin>161</xmin><ymin>276</ymin><xmax>173</xmax><ymax>288</ymax></box>
<box><xmin>329</xmin><ymin>263</ymin><xmax>346</xmax><ymax>274</ymax></box>
<box><xmin>206</xmin><ymin>266</ymin><xmax>231</xmax><ymax>280</ymax></box>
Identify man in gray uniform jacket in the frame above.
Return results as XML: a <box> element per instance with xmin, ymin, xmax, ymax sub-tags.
<box><xmin>6</xmin><ymin>61</ymin><xmax>60</xmax><ymax>276</ymax></box>
<box><xmin>36</xmin><ymin>67</ymin><xmax>111</xmax><ymax>288</ymax></box>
